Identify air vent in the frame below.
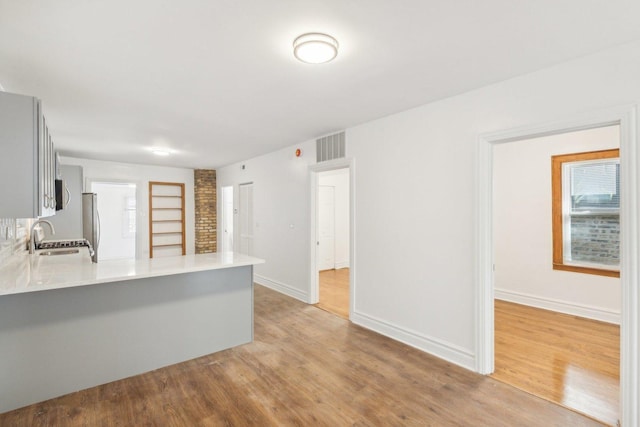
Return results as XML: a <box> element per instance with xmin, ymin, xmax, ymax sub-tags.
<box><xmin>316</xmin><ymin>132</ymin><xmax>345</xmax><ymax>163</ymax></box>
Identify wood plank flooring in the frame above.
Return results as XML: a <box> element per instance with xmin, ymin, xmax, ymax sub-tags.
<box><xmin>492</xmin><ymin>299</ymin><xmax>620</xmax><ymax>426</ymax></box>
<box><xmin>316</xmin><ymin>268</ymin><xmax>349</xmax><ymax>319</ymax></box>
<box><xmin>0</xmin><ymin>286</ymin><xmax>605</xmax><ymax>426</ymax></box>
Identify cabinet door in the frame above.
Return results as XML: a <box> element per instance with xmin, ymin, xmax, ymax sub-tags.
<box><xmin>0</xmin><ymin>92</ymin><xmax>56</xmax><ymax>218</ymax></box>
<box><xmin>38</xmin><ymin>109</ymin><xmax>55</xmax><ymax>217</ymax></box>
<box><xmin>38</xmin><ymin>105</ymin><xmax>47</xmax><ymax>216</ymax></box>
<box><xmin>48</xmin><ymin>134</ymin><xmax>55</xmax><ymax>211</ymax></box>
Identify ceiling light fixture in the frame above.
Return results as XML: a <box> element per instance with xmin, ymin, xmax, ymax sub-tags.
<box><xmin>293</xmin><ymin>33</ymin><xmax>338</xmax><ymax>64</ymax></box>
<box><xmin>152</xmin><ymin>149</ymin><xmax>170</xmax><ymax>156</ymax></box>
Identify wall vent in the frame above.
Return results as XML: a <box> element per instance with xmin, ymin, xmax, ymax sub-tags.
<box><xmin>316</xmin><ymin>131</ymin><xmax>345</xmax><ymax>163</ymax></box>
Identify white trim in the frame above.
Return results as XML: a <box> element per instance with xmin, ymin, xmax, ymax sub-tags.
<box><xmin>254</xmin><ymin>274</ymin><xmax>309</xmax><ymax>303</ymax></box>
<box><xmin>620</xmin><ymin>105</ymin><xmax>639</xmax><ymax>426</ymax></box>
<box><xmin>495</xmin><ymin>289</ymin><xmax>621</xmax><ymax>324</ymax></box>
<box><xmin>334</xmin><ymin>261</ymin><xmax>350</xmax><ymax>270</ymax></box>
<box><xmin>351</xmin><ymin>310</ymin><xmax>475</xmax><ymax>371</ymax></box>
<box><xmin>309</xmin><ymin>158</ymin><xmax>351</xmax><ymax>173</ymax></box>
<box><xmin>476</xmin><ymin>104</ymin><xmax>639</xmax><ymax>427</ymax></box>
<box><xmin>309</xmin><ymin>157</ymin><xmax>356</xmax><ymax>319</ymax></box>
<box><xmin>475</xmin><ymin>133</ymin><xmax>494</xmax><ymax>374</ymax></box>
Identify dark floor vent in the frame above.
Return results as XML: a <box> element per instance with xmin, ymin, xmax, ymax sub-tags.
<box><xmin>316</xmin><ymin>132</ymin><xmax>345</xmax><ymax>162</ymax></box>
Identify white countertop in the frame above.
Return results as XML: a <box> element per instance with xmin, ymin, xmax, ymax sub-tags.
<box><xmin>0</xmin><ymin>251</ymin><xmax>264</xmax><ymax>296</ymax></box>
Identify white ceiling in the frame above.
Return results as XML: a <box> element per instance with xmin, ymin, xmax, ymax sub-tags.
<box><xmin>2</xmin><ymin>1</ymin><xmax>640</xmax><ymax>169</ymax></box>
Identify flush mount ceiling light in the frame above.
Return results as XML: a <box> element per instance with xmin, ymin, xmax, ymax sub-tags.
<box><xmin>293</xmin><ymin>33</ymin><xmax>338</xmax><ymax>64</ymax></box>
<box><xmin>152</xmin><ymin>149</ymin><xmax>170</xmax><ymax>156</ymax></box>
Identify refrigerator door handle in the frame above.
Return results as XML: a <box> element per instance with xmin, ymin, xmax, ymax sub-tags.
<box><xmin>64</xmin><ymin>184</ymin><xmax>71</xmax><ymax>208</ymax></box>
<box><xmin>96</xmin><ymin>209</ymin><xmax>101</xmax><ymax>250</ymax></box>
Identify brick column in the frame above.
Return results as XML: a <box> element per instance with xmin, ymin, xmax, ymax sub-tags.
<box><xmin>194</xmin><ymin>169</ymin><xmax>217</xmax><ymax>254</ymax></box>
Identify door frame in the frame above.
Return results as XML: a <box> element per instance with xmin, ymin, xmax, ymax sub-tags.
<box><xmin>475</xmin><ymin>105</ymin><xmax>638</xmax><ymax>426</ymax></box>
<box><xmin>309</xmin><ymin>158</ymin><xmax>355</xmax><ymax>318</ymax></box>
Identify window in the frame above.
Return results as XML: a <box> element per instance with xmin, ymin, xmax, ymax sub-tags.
<box><xmin>551</xmin><ymin>149</ymin><xmax>620</xmax><ymax>277</ymax></box>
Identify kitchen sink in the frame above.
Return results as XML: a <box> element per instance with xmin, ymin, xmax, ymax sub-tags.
<box><xmin>39</xmin><ymin>249</ymin><xmax>80</xmax><ymax>256</ymax></box>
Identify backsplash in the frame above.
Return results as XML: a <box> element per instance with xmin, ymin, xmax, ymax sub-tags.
<box><xmin>0</xmin><ymin>218</ymin><xmax>29</xmax><ymax>267</ymax></box>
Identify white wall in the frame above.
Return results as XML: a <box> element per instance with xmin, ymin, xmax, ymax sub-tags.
<box><xmin>217</xmin><ymin>142</ymin><xmax>316</xmax><ymax>301</ymax></box>
<box><xmin>61</xmin><ymin>156</ymin><xmax>195</xmax><ymax>258</ymax></box>
<box><xmin>219</xmin><ymin>39</ymin><xmax>640</xmax><ymax>370</ymax></box>
<box><xmin>319</xmin><ymin>169</ymin><xmax>350</xmax><ymax>269</ymax></box>
<box><xmin>494</xmin><ymin>126</ymin><xmax>620</xmax><ymax>323</ymax></box>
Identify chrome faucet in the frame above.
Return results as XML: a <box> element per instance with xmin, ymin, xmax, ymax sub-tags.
<box><xmin>29</xmin><ymin>219</ymin><xmax>55</xmax><ymax>254</ymax></box>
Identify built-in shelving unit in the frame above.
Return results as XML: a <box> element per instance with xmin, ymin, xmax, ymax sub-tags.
<box><xmin>149</xmin><ymin>182</ymin><xmax>186</xmax><ymax>258</ymax></box>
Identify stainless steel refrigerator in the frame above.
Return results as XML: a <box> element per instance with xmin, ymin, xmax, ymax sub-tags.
<box><xmin>82</xmin><ymin>192</ymin><xmax>100</xmax><ymax>263</ymax></box>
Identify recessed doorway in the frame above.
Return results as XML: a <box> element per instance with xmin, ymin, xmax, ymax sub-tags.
<box><xmin>316</xmin><ymin>169</ymin><xmax>350</xmax><ymax>318</ymax></box>
<box><xmin>309</xmin><ymin>159</ymin><xmax>354</xmax><ymax>320</ymax></box>
<box><xmin>490</xmin><ymin>125</ymin><xmax>621</xmax><ymax>425</ymax></box>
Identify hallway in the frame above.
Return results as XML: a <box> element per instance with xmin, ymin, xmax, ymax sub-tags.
<box><xmin>316</xmin><ymin>268</ymin><xmax>349</xmax><ymax>319</ymax></box>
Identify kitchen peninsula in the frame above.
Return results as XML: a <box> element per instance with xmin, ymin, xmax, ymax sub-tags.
<box><xmin>0</xmin><ymin>251</ymin><xmax>264</xmax><ymax>413</ymax></box>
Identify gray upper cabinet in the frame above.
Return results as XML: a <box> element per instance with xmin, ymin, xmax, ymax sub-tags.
<box><xmin>0</xmin><ymin>91</ymin><xmax>57</xmax><ymax>218</ymax></box>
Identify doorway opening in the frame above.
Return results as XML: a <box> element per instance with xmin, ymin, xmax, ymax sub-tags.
<box><xmin>491</xmin><ymin>125</ymin><xmax>620</xmax><ymax>425</ymax></box>
<box><xmin>221</xmin><ymin>185</ymin><xmax>234</xmax><ymax>253</ymax></box>
<box><xmin>316</xmin><ymin>169</ymin><xmax>350</xmax><ymax>318</ymax></box>
<box><xmin>476</xmin><ymin>105</ymin><xmax>638</xmax><ymax>427</ymax></box>
<box><xmin>309</xmin><ymin>159</ymin><xmax>354</xmax><ymax>320</ymax></box>
<box><xmin>89</xmin><ymin>181</ymin><xmax>137</xmax><ymax>261</ymax></box>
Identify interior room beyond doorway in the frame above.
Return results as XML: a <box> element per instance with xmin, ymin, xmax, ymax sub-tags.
<box><xmin>315</xmin><ymin>168</ymin><xmax>350</xmax><ymax>319</ymax></box>
<box><xmin>493</xmin><ymin>300</ymin><xmax>619</xmax><ymax>426</ymax></box>
<box><xmin>491</xmin><ymin>125</ymin><xmax>621</xmax><ymax>425</ymax></box>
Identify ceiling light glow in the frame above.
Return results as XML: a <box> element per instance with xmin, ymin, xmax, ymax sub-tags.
<box><xmin>293</xmin><ymin>33</ymin><xmax>338</xmax><ymax>64</ymax></box>
<box><xmin>152</xmin><ymin>149</ymin><xmax>170</xmax><ymax>156</ymax></box>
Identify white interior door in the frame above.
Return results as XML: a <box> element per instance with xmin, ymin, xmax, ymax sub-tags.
<box><xmin>222</xmin><ymin>186</ymin><xmax>234</xmax><ymax>252</ymax></box>
<box><xmin>318</xmin><ymin>185</ymin><xmax>335</xmax><ymax>270</ymax></box>
<box><xmin>238</xmin><ymin>183</ymin><xmax>254</xmax><ymax>256</ymax></box>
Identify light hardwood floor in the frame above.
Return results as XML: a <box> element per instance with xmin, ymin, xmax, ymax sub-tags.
<box><xmin>493</xmin><ymin>299</ymin><xmax>620</xmax><ymax>426</ymax></box>
<box><xmin>316</xmin><ymin>268</ymin><xmax>349</xmax><ymax>319</ymax></box>
<box><xmin>0</xmin><ymin>286</ymin><xmax>605</xmax><ymax>426</ymax></box>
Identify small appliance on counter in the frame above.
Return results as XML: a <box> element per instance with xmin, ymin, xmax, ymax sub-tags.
<box><xmin>82</xmin><ymin>193</ymin><xmax>100</xmax><ymax>263</ymax></box>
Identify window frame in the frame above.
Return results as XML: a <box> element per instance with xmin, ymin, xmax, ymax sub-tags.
<box><xmin>551</xmin><ymin>148</ymin><xmax>620</xmax><ymax>278</ymax></box>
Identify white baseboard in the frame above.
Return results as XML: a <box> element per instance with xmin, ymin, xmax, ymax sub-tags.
<box><xmin>351</xmin><ymin>310</ymin><xmax>475</xmax><ymax>371</ymax></box>
<box><xmin>254</xmin><ymin>274</ymin><xmax>309</xmax><ymax>303</ymax></box>
<box><xmin>495</xmin><ymin>289</ymin><xmax>620</xmax><ymax>324</ymax></box>
<box><xmin>334</xmin><ymin>261</ymin><xmax>350</xmax><ymax>270</ymax></box>
<box><xmin>256</xmin><ymin>274</ymin><xmax>476</xmax><ymax>371</ymax></box>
